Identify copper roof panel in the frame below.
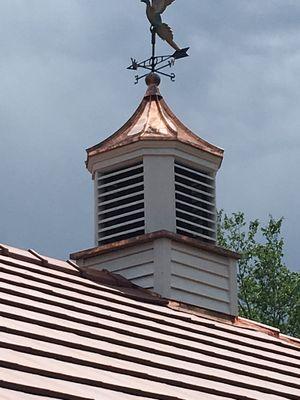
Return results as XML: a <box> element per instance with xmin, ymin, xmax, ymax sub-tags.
<box><xmin>1</xmin><ymin>272</ymin><xmax>299</xmax><ymax>364</ymax></box>
<box><xmin>86</xmin><ymin>88</ymin><xmax>224</xmax><ymax>162</ymax></box>
<box><xmin>0</xmin><ymin>389</ymin><xmax>61</xmax><ymax>400</ymax></box>
<box><xmin>3</xmin><ymin>291</ymin><xmax>299</xmax><ymax>374</ymax></box>
<box><xmin>2</xmin><ymin>313</ymin><xmax>300</xmax><ymax>389</ymax></box>
<box><xmin>1</xmin><ymin>245</ymin><xmax>299</xmax><ymax>399</ymax></box>
<box><xmin>3</xmin><ymin>274</ymin><xmax>297</xmax><ymax>364</ymax></box>
<box><xmin>3</xmin><ymin>348</ymin><xmax>296</xmax><ymax>400</ymax></box>
<box><xmin>1</xmin><ymin>251</ymin><xmax>290</xmax><ymax>345</ymax></box>
<box><xmin>0</xmin><ymin>368</ymin><xmax>157</xmax><ymax>400</ymax></box>
<box><xmin>2</xmin><ymin>252</ymin><xmax>296</xmax><ymax>352</ymax></box>
<box><xmin>0</xmin><ymin>245</ymin><xmax>76</xmax><ymax>273</ymax></box>
<box><xmin>2</xmin><ymin>331</ymin><xmax>299</xmax><ymax>397</ymax></box>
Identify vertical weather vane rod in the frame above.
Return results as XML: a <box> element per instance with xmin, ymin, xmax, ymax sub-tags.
<box><xmin>127</xmin><ymin>0</ymin><xmax>190</xmax><ymax>84</ymax></box>
<box><xmin>151</xmin><ymin>27</ymin><xmax>156</xmax><ymax>72</ymax></box>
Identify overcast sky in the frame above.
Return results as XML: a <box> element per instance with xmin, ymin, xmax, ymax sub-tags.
<box><xmin>0</xmin><ymin>0</ymin><xmax>299</xmax><ymax>271</ymax></box>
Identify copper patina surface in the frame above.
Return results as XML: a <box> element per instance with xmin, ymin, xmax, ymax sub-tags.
<box><xmin>86</xmin><ymin>84</ymin><xmax>224</xmax><ymax>163</ymax></box>
<box><xmin>70</xmin><ymin>230</ymin><xmax>240</xmax><ymax>262</ymax></box>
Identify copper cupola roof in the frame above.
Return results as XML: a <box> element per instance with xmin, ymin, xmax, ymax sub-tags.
<box><xmin>86</xmin><ymin>73</ymin><xmax>224</xmax><ymax>162</ymax></box>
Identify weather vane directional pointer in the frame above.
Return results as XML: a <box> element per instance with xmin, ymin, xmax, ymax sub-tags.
<box><xmin>127</xmin><ymin>0</ymin><xmax>189</xmax><ymax>84</ymax></box>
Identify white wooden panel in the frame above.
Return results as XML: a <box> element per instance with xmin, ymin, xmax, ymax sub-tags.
<box><xmin>228</xmin><ymin>258</ymin><xmax>239</xmax><ymax>316</ymax></box>
<box><xmin>175</xmin><ymin>160</ymin><xmax>216</xmax><ymax>243</ymax></box>
<box><xmin>172</xmin><ymin>262</ymin><xmax>229</xmax><ymax>290</ymax></box>
<box><xmin>176</xmin><ymin>226</ymin><xmax>215</xmax><ymax>242</ymax></box>
<box><xmin>130</xmin><ymin>274</ymin><xmax>154</xmax><ymax>289</ymax></box>
<box><xmin>153</xmin><ymin>238</ymin><xmax>172</xmax><ymax>298</ymax></box>
<box><xmin>83</xmin><ymin>252</ymin><xmax>154</xmax><ymax>275</ymax></box>
<box><xmin>170</xmin><ymin>241</ymin><xmax>237</xmax><ymax>315</ymax></box>
<box><xmin>79</xmin><ymin>243</ymin><xmax>153</xmax><ymax>270</ymax></box>
<box><xmin>171</xmin><ymin>248</ymin><xmax>229</xmax><ymax>277</ymax></box>
<box><xmin>175</xmin><ymin>189</ymin><xmax>214</xmax><ymax>206</ymax></box>
<box><xmin>176</xmin><ymin>199</ymin><xmax>215</xmax><ymax>215</ymax></box>
<box><xmin>144</xmin><ymin>155</ymin><xmax>176</xmax><ymax>233</ymax></box>
<box><xmin>174</xmin><ymin>162</ymin><xmax>215</xmax><ymax>181</ymax></box>
<box><xmin>175</xmin><ymin>182</ymin><xmax>215</xmax><ymax>199</ymax></box>
<box><xmin>98</xmin><ymin>163</ymin><xmax>143</xmax><ymax>180</ymax></box>
<box><xmin>83</xmin><ymin>243</ymin><xmax>154</xmax><ymax>266</ymax></box>
<box><xmin>97</xmin><ymin>161</ymin><xmax>145</xmax><ymax>245</ymax></box>
<box><xmin>98</xmin><ymin>226</ymin><xmax>145</xmax><ymax>242</ymax></box>
<box><xmin>110</xmin><ymin>263</ymin><xmax>154</xmax><ymax>281</ymax></box>
<box><xmin>176</xmin><ymin>218</ymin><xmax>216</xmax><ymax>233</ymax></box>
<box><xmin>100</xmin><ymin>209</ymin><xmax>145</xmax><ymax>223</ymax></box>
<box><xmin>98</xmin><ymin>218</ymin><xmax>145</xmax><ymax>234</ymax></box>
<box><xmin>170</xmin><ymin>288</ymin><xmax>231</xmax><ymax>315</ymax></box>
<box><xmin>98</xmin><ymin>182</ymin><xmax>144</xmax><ymax>199</ymax></box>
<box><xmin>171</xmin><ymin>240</ymin><xmax>230</xmax><ymax>265</ymax></box>
<box><xmin>98</xmin><ymin>191</ymin><xmax>143</xmax><ymax>207</ymax></box>
<box><xmin>176</xmin><ymin>207</ymin><xmax>215</xmax><ymax>223</ymax></box>
<box><xmin>98</xmin><ymin>200</ymin><xmax>144</xmax><ymax>216</ymax></box>
<box><xmin>171</xmin><ymin>275</ymin><xmax>230</xmax><ymax>304</ymax></box>
<box><xmin>175</xmin><ymin>171</ymin><xmax>214</xmax><ymax>189</ymax></box>
<box><xmin>99</xmin><ymin>172</ymin><xmax>144</xmax><ymax>189</ymax></box>
<box><xmin>88</xmin><ymin>142</ymin><xmax>221</xmax><ymax>176</ymax></box>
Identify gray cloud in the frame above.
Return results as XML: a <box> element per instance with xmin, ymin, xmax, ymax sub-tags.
<box><xmin>0</xmin><ymin>0</ymin><xmax>299</xmax><ymax>271</ymax></box>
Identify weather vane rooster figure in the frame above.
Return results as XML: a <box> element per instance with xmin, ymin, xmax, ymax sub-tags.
<box><xmin>142</xmin><ymin>0</ymin><xmax>180</xmax><ymax>52</ymax></box>
<box><xmin>127</xmin><ymin>0</ymin><xmax>189</xmax><ymax>83</ymax></box>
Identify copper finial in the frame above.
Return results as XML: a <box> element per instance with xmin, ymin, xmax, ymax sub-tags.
<box><xmin>145</xmin><ymin>72</ymin><xmax>161</xmax><ymax>86</ymax></box>
<box><xmin>127</xmin><ymin>1</ymin><xmax>189</xmax><ymax>84</ymax></box>
<box><xmin>145</xmin><ymin>72</ymin><xmax>161</xmax><ymax>97</ymax></box>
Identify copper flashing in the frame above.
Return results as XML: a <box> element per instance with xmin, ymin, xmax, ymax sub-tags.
<box><xmin>80</xmin><ymin>267</ymin><xmax>168</xmax><ymax>305</ymax></box>
<box><xmin>86</xmin><ymin>86</ymin><xmax>223</xmax><ymax>164</ymax></box>
<box><xmin>237</xmin><ymin>317</ymin><xmax>281</xmax><ymax>338</ymax></box>
<box><xmin>70</xmin><ymin>230</ymin><xmax>240</xmax><ymax>261</ymax></box>
<box><xmin>168</xmin><ymin>301</ymin><xmax>236</xmax><ymax>324</ymax></box>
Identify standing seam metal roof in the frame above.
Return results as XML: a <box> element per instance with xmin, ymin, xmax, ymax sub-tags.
<box><xmin>0</xmin><ymin>243</ymin><xmax>299</xmax><ymax>400</ymax></box>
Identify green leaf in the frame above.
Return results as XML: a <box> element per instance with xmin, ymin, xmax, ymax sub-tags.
<box><xmin>217</xmin><ymin>211</ymin><xmax>300</xmax><ymax>338</ymax></box>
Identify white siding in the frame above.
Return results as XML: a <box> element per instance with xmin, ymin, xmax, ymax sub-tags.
<box><xmin>76</xmin><ymin>238</ymin><xmax>237</xmax><ymax>316</ymax></box>
<box><xmin>169</xmin><ymin>242</ymin><xmax>237</xmax><ymax>315</ymax></box>
<box><xmin>77</xmin><ymin>243</ymin><xmax>155</xmax><ymax>290</ymax></box>
<box><xmin>130</xmin><ymin>274</ymin><xmax>154</xmax><ymax>289</ymax></box>
<box><xmin>171</xmin><ymin>262</ymin><xmax>229</xmax><ymax>290</ymax></box>
<box><xmin>171</xmin><ymin>248</ymin><xmax>229</xmax><ymax>277</ymax></box>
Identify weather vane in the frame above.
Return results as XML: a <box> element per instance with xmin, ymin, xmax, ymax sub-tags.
<box><xmin>127</xmin><ymin>0</ymin><xmax>189</xmax><ymax>84</ymax></box>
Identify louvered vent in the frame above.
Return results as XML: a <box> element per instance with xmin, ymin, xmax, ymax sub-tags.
<box><xmin>97</xmin><ymin>162</ymin><xmax>145</xmax><ymax>246</ymax></box>
<box><xmin>175</xmin><ymin>161</ymin><xmax>216</xmax><ymax>243</ymax></box>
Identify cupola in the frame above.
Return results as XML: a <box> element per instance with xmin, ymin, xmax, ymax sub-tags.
<box><xmin>87</xmin><ymin>73</ymin><xmax>223</xmax><ymax>247</ymax></box>
<box><xmin>72</xmin><ymin>74</ymin><xmax>239</xmax><ymax>317</ymax></box>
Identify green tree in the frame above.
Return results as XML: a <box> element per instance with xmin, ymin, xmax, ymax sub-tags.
<box><xmin>217</xmin><ymin>211</ymin><xmax>300</xmax><ymax>338</ymax></box>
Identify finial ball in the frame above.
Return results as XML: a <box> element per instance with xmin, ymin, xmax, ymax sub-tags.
<box><xmin>145</xmin><ymin>73</ymin><xmax>161</xmax><ymax>87</ymax></box>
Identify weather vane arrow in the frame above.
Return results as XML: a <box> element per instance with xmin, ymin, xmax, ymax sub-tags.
<box><xmin>127</xmin><ymin>0</ymin><xmax>190</xmax><ymax>84</ymax></box>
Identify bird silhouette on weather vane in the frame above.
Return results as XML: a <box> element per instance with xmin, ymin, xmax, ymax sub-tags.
<box><xmin>142</xmin><ymin>0</ymin><xmax>180</xmax><ymax>51</ymax></box>
<box><xmin>127</xmin><ymin>0</ymin><xmax>189</xmax><ymax>84</ymax></box>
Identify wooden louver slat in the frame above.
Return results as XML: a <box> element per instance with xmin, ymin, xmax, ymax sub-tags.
<box><xmin>174</xmin><ymin>161</ymin><xmax>216</xmax><ymax>244</ymax></box>
<box><xmin>97</xmin><ymin>162</ymin><xmax>145</xmax><ymax>246</ymax></box>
